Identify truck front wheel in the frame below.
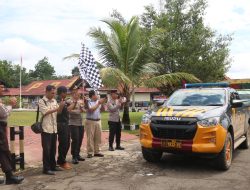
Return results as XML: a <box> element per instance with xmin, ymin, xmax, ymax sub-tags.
<box><xmin>215</xmin><ymin>132</ymin><xmax>233</xmax><ymax>170</ymax></box>
<box><xmin>142</xmin><ymin>147</ymin><xmax>163</xmax><ymax>162</ymax></box>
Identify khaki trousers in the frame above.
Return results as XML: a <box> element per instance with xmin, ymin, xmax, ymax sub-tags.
<box><xmin>85</xmin><ymin>120</ymin><xmax>102</xmax><ymax>155</ymax></box>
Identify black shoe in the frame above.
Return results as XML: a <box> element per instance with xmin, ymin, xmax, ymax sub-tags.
<box><xmin>94</xmin><ymin>153</ymin><xmax>104</xmax><ymax>157</ymax></box>
<box><xmin>5</xmin><ymin>175</ymin><xmax>24</xmax><ymax>185</ymax></box>
<box><xmin>109</xmin><ymin>147</ymin><xmax>114</xmax><ymax>151</ymax></box>
<box><xmin>52</xmin><ymin>167</ymin><xmax>63</xmax><ymax>172</ymax></box>
<box><xmin>87</xmin><ymin>154</ymin><xmax>93</xmax><ymax>158</ymax></box>
<box><xmin>0</xmin><ymin>176</ymin><xmax>4</xmax><ymax>184</ymax></box>
<box><xmin>77</xmin><ymin>156</ymin><xmax>85</xmax><ymax>161</ymax></box>
<box><xmin>116</xmin><ymin>146</ymin><xmax>125</xmax><ymax>150</ymax></box>
<box><xmin>43</xmin><ymin>170</ymin><xmax>55</xmax><ymax>175</ymax></box>
<box><xmin>72</xmin><ymin>158</ymin><xmax>79</xmax><ymax>164</ymax></box>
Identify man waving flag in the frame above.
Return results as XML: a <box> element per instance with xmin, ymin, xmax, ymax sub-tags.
<box><xmin>78</xmin><ymin>43</ymin><xmax>103</xmax><ymax>90</ymax></box>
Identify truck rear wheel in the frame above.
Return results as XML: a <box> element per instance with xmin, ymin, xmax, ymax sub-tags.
<box><xmin>142</xmin><ymin>147</ymin><xmax>163</xmax><ymax>162</ymax></box>
<box><xmin>239</xmin><ymin>128</ymin><xmax>249</xmax><ymax>149</ymax></box>
<box><xmin>215</xmin><ymin>132</ymin><xmax>233</xmax><ymax>170</ymax></box>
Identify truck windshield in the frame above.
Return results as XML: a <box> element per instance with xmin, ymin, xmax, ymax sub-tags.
<box><xmin>166</xmin><ymin>89</ymin><xmax>226</xmax><ymax>106</ymax></box>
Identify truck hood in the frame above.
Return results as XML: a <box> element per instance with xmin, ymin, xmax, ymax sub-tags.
<box><xmin>151</xmin><ymin>106</ymin><xmax>225</xmax><ymax>120</ymax></box>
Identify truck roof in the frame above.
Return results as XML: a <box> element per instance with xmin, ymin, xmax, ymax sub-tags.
<box><xmin>185</xmin><ymin>82</ymin><xmax>229</xmax><ymax>89</ymax></box>
<box><xmin>180</xmin><ymin>87</ymin><xmax>231</xmax><ymax>91</ymax></box>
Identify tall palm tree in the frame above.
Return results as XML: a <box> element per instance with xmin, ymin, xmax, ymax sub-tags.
<box><xmin>88</xmin><ymin>16</ymin><xmax>200</xmax><ymax>125</ymax></box>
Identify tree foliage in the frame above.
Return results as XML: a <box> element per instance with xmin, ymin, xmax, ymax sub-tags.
<box><xmin>141</xmin><ymin>0</ymin><xmax>232</xmax><ymax>82</ymax></box>
<box><xmin>89</xmin><ymin>16</ymin><xmax>199</xmax><ymax>124</ymax></box>
<box><xmin>0</xmin><ymin>60</ymin><xmax>15</xmax><ymax>87</ymax></box>
<box><xmin>71</xmin><ymin>66</ymin><xmax>80</xmax><ymax>76</ymax></box>
<box><xmin>29</xmin><ymin>57</ymin><xmax>56</xmax><ymax>80</ymax></box>
<box><xmin>0</xmin><ymin>60</ymin><xmax>32</xmax><ymax>87</ymax></box>
<box><xmin>0</xmin><ymin>57</ymin><xmax>73</xmax><ymax>87</ymax></box>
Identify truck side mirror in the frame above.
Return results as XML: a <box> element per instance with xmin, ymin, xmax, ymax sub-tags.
<box><xmin>155</xmin><ymin>100</ymin><xmax>165</xmax><ymax>107</ymax></box>
<box><xmin>231</xmin><ymin>100</ymin><xmax>243</xmax><ymax>108</ymax></box>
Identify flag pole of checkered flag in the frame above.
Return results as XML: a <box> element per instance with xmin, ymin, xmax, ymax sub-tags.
<box><xmin>78</xmin><ymin>43</ymin><xmax>103</xmax><ymax>90</ymax></box>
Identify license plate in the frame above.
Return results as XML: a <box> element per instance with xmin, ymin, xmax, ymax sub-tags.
<box><xmin>161</xmin><ymin>139</ymin><xmax>182</xmax><ymax>149</ymax></box>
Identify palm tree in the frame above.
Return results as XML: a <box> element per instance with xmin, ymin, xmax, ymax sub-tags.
<box><xmin>88</xmin><ymin>16</ymin><xmax>200</xmax><ymax>125</ymax></box>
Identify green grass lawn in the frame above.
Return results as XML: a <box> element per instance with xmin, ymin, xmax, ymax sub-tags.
<box><xmin>8</xmin><ymin>111</ymin><xmax>144</xmax><ymax>133</ymax></box>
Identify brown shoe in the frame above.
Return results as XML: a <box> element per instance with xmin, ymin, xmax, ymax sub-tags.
<box><xmin>87</xmin><ymin>154</ymin><xmax>93</xmax><ymax>158</ymax></box>
<box><xmin>59</xmin><ymin>162</ymin><xmax>72</xmax><ymax>170</ymax></box>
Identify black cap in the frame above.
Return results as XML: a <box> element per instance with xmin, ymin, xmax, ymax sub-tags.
<box><xmin>46</xmin><ymin>85</ymin><xmax>56</xmax><ymax>92</ymax></box>
<box><xmin>89</xmin><ymin>90</ymin><xmax>97</xmax><ymax>98</ymax></box>
<box><xmin>57</xmin><ymin>86</ymin><xmax>68</xmax><ymax>95</ymax></box>
<box><xmin>110</xmin><ymin>89</ymin><xmax>118</xmax><ymax>94</ymax></box>
<box><xmin>0</xmin><ymin>79</ymin><xmax>6</xmax><ymax>86</ymax></box>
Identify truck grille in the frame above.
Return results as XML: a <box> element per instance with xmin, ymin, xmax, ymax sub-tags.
<box><xmin>150</xmin><ymin>117</ymin><xmax>197</xmax><ymax>140</ymax></box>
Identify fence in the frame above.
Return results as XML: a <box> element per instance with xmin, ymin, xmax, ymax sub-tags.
<box><xmin>9</xmin><ymin>126</ymin><xmax>25</xmax><ymax>171</ymax></box>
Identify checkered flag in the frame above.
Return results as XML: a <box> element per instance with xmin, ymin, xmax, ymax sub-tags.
<box><xmin>78</xmin><ymin>43</ymin><xmax>103</xmax><ymax>90</ymax></box>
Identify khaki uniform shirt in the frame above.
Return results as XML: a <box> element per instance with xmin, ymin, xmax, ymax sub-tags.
<box><xmin>0</xmin><ymin>101</ymin><xmax>12</xmax><ymax>122</ymax></box>
<box><xmin>39</xmin><ymin>96</ymin><xmax>58</xmax><ymax>134</ymax></box>
<box><xmin>107</xmin><ymin>99</ymin><xmax>121</xmax><ymax>122</ymax></box>
<box><xmin>67</xmin><ymin>99</ymin><xmax>83</xmax><ymax>126</ymax></box>
<box><xmin>0</xmin><ymin>101</ymin><xmax>11</xmax><ymax>151</ymax></box>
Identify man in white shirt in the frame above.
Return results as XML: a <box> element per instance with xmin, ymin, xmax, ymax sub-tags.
<box><xmin>85</xmin><ymin>90</ymin><xmax>106</xmax><ymax>158</ymax></box>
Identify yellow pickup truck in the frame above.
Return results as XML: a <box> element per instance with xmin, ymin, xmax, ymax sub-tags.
<box><xmin>140</xmin><ymin>83</ymin><xmax>250</xmax><ymax>170</ymax></box>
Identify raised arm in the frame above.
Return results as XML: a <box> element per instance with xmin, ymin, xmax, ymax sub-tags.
<box><xmin>107</xmin><ymin>101</ymin><xmax>121</xmax><ymax>113</ymax></box>
<box><xmin>86</xmin><ymin>98</ymin><xmax>106</xmax><ymax>112</ymax></box>
<box><xmin>39</xmin><ymin>99</ymin><xmax>58</xmax><ymax>116</ymax></box>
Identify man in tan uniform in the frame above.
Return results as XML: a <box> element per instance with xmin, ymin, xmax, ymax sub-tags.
<box><xmin>39</xmin><ymin>85</ymin><xmax>65</xmax><ymax>175</ymax></box>
<box><xmin>0</xmin><ymin>80</ymin><xmax>24</xmax><ymax>184</ymax></box>
<box><xmin>68</xmin><ymin>87</ymin><xmax>85</xmax><ymax>164</ymax></box>
<box><xmin>85</xmin><ymin>90</ymin><xmax>106</xmax><ymax>158</ymax></box>
<box><xmin>107</xmin><ymin>90</ymin><xmax>125</xmax><ymax>151</ymax></box>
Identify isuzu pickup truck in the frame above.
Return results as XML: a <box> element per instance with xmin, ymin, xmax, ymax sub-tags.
<box><xmin>140</xmin><ymin>83</ymin><xmax>250</xmax><ymax>170</ymax></box>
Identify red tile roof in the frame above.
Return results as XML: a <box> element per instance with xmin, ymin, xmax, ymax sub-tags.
<box><xmin>2</xmin><ymin>88</ymin><xmax>20</xmax><ymax>96</ymax></box>
<box><xmin>2</xmin><ymin>77</ymin><xmax>80</xmax><ymax>96</ymax></box>
<box><xmin>226</xmin><ymin>79</ymin><xmax>250</xmax><ymax>84</ymax></box>
<box><xmin>97</xmin><ymin>87</ymin><xmax>160</xmax><ymax>93</ymax></box>
<box><xmin>3</xmin><ymin>77</ymin><xmax>160</xmax><ymax>96</ymax></box>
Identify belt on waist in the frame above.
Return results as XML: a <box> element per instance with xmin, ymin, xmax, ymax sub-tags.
<box><xmin>86</xmin><ymin>118</ymin><xmax>100</xmax><ymax>121</ymax></box>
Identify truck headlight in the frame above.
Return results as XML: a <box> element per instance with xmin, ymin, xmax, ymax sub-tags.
<box><xmin>141</xmin><ymin>114</ymin><xmax>151</xmax><ymax>125</ymax></box>
<box><xmin>197</xmin><ymin>117</ymin><xmax>220</xmax><ymax>127</ymax></box>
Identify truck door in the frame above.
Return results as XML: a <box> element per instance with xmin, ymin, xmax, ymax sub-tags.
<box><xmin>230</xmin><ymin>91</ymin><xmax>246</xmax><ymax>139</ymax></box>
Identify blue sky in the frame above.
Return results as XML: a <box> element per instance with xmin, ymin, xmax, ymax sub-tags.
<box><xmin>0</xmin><ymin>0</ymin><xmax>249</xmax><ymax>79</ymax></box>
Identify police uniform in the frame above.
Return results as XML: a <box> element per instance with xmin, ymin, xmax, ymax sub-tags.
<box><xmin>107</xmin><ymin>98</ymin><xmax>124</xmax><ymax>150</ymax></box>
<box><xmin>0</xmin><ymin>80</ymin><xmax>24</xmax><ymax>184</ymax></box>
<box><xmin>56</xmin><ymin>96</ymin><xmax>70</xmax><ymax>166</ymax></box>
<box><xmin>68</xmin><ymin>99</ymin><xmax>85</xmax><ymax>163</ymax></box>
<box><xmin>0</xmin><ymin>105</ymin><xmax>12</xmax><ymax>175</ymax></box>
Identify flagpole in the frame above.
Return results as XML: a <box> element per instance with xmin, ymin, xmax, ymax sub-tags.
<box><xmin>19</xmin><ymin>56</ymin><xmax>22</xmax><ymax>109</ymax></box>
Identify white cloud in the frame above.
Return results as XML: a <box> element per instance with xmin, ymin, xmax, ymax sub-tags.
<box><xmin>0</xmin><ymin>38</ymin><xmax>51</xmax><ymax>68</ymax></box>
<box><xmin>0</xmin><ymin>0</ymin><xmax>158</xmax><ymax>75</ymax></box>
<box><xmin>0</xmin><ymin>0</ymin><xmax>249</xmax><ymax>79</ymax></box>
<box><xmin>0</xmin><ymin>0</ymin><xmax>157</xmax><ymax>43</ymax></box>
<box><xmin>0</xmin><ymin>38</ymin><xmax>80</xmax><ymax>76</ymax></box>
<box><xmin>227</xmin><ymin>53</ymin><xmax>250</xmax><ymax>79</ymax></box>
<box><xmin>204</xmin><ymin>0</ymin><xmax>250</xmax><ymax>78</ymax></box>
<box><xmin>205</xmin><ymin>0</ymin><xmax>250</xmax><ymax>32</ymax></box>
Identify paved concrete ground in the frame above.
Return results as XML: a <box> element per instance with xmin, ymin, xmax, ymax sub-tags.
<box><xmin>1</xmin><ymin>138</ymin><xmax>250</xmax><ymax>190</ymax></box>
<box><xmin>12</xmin><ymin>127</ymin><xmax>138</xmax><ymax>165</ymax></box>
